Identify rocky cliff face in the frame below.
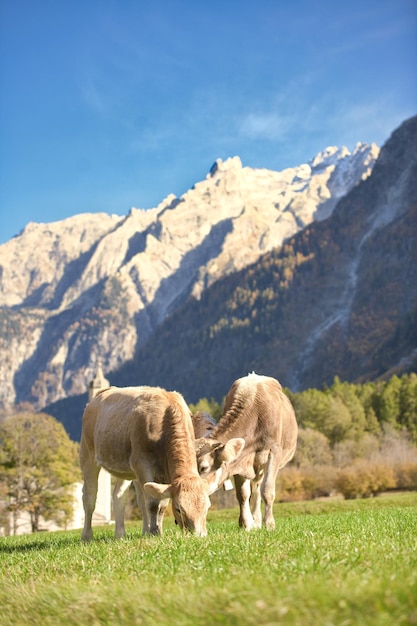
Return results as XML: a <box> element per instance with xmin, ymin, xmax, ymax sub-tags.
<box><xmin>113</xmin><ymin>117</ymin><xmax>416</xmax><ymax>405</ymax></box>
<box><xmin>0</xmin><ymin>142</ymin><xmax>378</xmax><ymax>410</ymax></box>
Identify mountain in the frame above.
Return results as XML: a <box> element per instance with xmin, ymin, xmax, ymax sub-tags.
<box><xmin>111</xmin><ymin>116</ymin><xmax>417</xmax><ymax>404</ymax></box>
<box><xmin>0</xmin><ymin>141</ymin><xmax>378</xmax><ymax>415</ymax></box>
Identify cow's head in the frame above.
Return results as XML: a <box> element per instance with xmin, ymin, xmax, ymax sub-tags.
<box><xmin>191</xmin><ymin>411</ymin><xmax>217</xmax><ymax>439</ymax></box>
<box><xmin>144</xmin><ymin>475</ymin><xmax>212</xmax><ymax>537</ymax></box>
<box><xmin>194</xmin><ymin>437</ymin><xmax>245</xmax><ymax>491</ymax></box>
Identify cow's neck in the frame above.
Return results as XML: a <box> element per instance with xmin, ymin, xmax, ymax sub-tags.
<box><xmin>165</xmin><ymin>407</ymin><xmax>198</xmax><ymax>480</ymax></box>
<box><xmin>214</xmin><ymin>406</ymin><xmax>257</xmax><ymax>444</ymax></box>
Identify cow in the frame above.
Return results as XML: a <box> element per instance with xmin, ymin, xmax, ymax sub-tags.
<box><xmin>195</xmin><ymin>373</ymin><xmax>298</xmax><ymax>531</ymax></box>
<box><xmin>110</xmin><ymin>409</ymin><xmax>219</xmax><ymax>538</ymax></box>
<box><xmin>191</xmin><ymin>411</ymin><xmax>218</xmax><ymax>438</ymax></box>
<box><xmin>79</xmin><ymin>385</ymin><xmax>214</xmax><ymax>540</ymax></box>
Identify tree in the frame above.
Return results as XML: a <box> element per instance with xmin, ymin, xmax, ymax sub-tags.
<box><xmin>399</xmin><ymin>373</ymin><xmax>417</xmax><ymax>443</ymax></box>
<box><xmin>291</xmin><ymin>388</ymin><xmax>330</xmax><ymax>430</ymax></box>
<box><xmin>377</xmin><ymin>375</ymin><xmax>402</xmax><ymax>426</ymax></box>
<box><xmin>292</xmin><ymin>388</ymin><xmax>352</xmax><ymax>445</ymax></box>
<box><xmin>323</xmin><ymin>396</ymin><xmax>353</xmax><ymax>445</ymax></box>
<box><xmin>295</xmin><ymin>428</ymin><xmax>332</xmax><ymax>468</ymax></box>
<box><xmin>0</xmin><ymin>412</ymin><xmax>80</xmax><ymax>534</ymax></box>
<box><xmin>330</xmin><ymin>377</ymin><xmax>367</xmax><ymax>438</ymax></box>
<box><xmin>189</xmin><ymin>397</ymin><xmax>223</xmax><ymax>421</ymax></box>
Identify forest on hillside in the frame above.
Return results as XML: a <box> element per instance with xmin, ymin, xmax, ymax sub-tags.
<box><xmin>113</xmin><ymin>194</ymin><xmax>417</xmax><ymax>403</ymax></box>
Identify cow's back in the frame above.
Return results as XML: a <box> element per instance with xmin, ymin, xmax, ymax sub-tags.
<box><xmin>81</xmin><ymin>385</ymin><xmax>184</xmax><ymax>479</ymax></box>
<box><xmin>218</xmin><ymin>373</ymin><xmax>297</xmax><ymax>458</ymax></box>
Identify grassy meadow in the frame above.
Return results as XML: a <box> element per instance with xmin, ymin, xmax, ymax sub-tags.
<box><xmin>0</xmin><ymin>492</ymin><xmax>416</xmax><ymax>626</ymax></box>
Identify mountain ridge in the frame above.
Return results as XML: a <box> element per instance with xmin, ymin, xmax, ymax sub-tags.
<box><xmin>0</xmin><ymin>140</ymin><xmax>379</xmax><ymax>412</ymax></box>
<box><xmin>110</xmin><ymin>116</ymin><xmax>417</xmax><ymax>402</ymax></box>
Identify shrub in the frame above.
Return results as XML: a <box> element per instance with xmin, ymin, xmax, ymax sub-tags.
<box><xmin>336</xmin><ymin>460</ymin><xmax>396</xmax><ymax>499</ymax></box>
<box><xmin>300</xmin><ymin>465</ymin><xmax>336</xmax><ymax>499</ymax></box>
<box><xmin>295</xmin><ymin>428</ymin><xmax>332</xmax><ymax>467</ymax></box>
<box><xmin>394</xmin><ymin>461</ymin><xmax>417</xmax><ymax>490</ymax></box>
<box><xmin>277</xmin><ymin>467</ymin><xmax>304</xmax><ymax>501</ymax></box>
<box><xmin>335</xmin><ymin>467</ymin><xmax>361</xmax><ymax>499</ymax></box>
<box><xmin>277</xmin><ymin>465</ymin><xmax>336</xmax><ymax>501</ymax></box>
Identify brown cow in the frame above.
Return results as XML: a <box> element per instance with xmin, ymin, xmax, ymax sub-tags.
<box><xmin>195</xmin><ymin>373</ymin><xmax>298</xmax><ymax>530</ymax></box>
<box><xmin>191</xmin><ymin>411</ymin><xmax>218</xmax><ymax>438</ymax></box>
<box><xmin>79</xmin><ymin>385</ymin><xmax>214</xmax><ymax>540</ymax></box>
<box><xmin>111</xmin><ymin>409</ymin><xmax>218</xmax><ymax>538</ymax></box>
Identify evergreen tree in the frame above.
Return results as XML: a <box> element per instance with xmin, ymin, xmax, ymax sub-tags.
<box><xmin>378</xmin><ymin>375</ymin><xmax>402</xmax><ymax>426</ymax></box>
<box><xmin>189</xmin><ymin>398</ymin><xmax>222</xmax><ymax>421</ymax></box>
<box><xmin>330</xmin><ymin>377</ymin><xmax>367</xmax><ymax>438</ymax></box>
<box><xmin>399</xmin><ymin>373</ymin><xmax>417</xmax><ymax>442</ymax></box>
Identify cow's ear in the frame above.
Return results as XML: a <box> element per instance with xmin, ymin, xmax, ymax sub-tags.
<box><xmin>216</xmin><ymin>437</ymin><xmax>245</xmax><ymax>463</ymax></box>
<box><xmin>144</xmin><ymin>482</ymin><xmax>172</xmax><ymax>500</ymax></box>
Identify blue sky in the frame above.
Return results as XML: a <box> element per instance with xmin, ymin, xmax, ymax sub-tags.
<box><xmin>0</xmin><ymin>0</ymin><xmax>416</xmax><ymax>244</ymax></box>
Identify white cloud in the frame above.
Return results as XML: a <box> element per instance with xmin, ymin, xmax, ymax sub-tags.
<box><xmin>239</xmin><ymin>112</ymin><xmax>297</xmax><ymax>141</ymax></box>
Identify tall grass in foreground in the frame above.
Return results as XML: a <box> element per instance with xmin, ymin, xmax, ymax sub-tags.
<box><xmin>0</xmin><ymin>493</ymin><xmax>416</xmax><ymax>626</ymax></box>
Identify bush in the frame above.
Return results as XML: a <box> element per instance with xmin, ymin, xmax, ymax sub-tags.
<box><xmin>295</xmin><ymin>428</ymin><xmax>332</xmax><ymax>467</ymax></box>
<box><xmin>277</xmin><ymin>467</ymin><xmax>304</xmax><ymax>501</ymax></box>
<box><xmin>394</xmin><ymin>461</ymin><xmax>417</xmax><ymax>490</ymax></box>
<box><xmin>336</xmin><ymin>461</ymin><xmax>396</xmax><ymax>499</ymax></box>
<box><xmin>300</xmin><ymin>465</ymin><xmax>336</xmax><ymax>499</ymax></box>
<box><xmin>277</xmin><ymin>465</ymin><xmax>336</xmax><ymax>501</ymax></box>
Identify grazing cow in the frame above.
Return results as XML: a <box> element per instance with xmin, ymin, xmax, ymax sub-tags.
<box><xmin>110</xmin><ymin>409</ymin><xmax>219</xmax><ymax>537</ymax></box>
<box><xmin>195</xmin><ymin>373</ymin><xmax>298</xmax><ymax>530</ymax></box>
<box><xmin>79</xmin><ymin>385</ymin><xmax>214</xmax><ymax>540</ymax></box>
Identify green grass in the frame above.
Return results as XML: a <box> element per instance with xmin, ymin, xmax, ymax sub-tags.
<box><xmin>1</xmin><ymin>492</ymin><xmax>416</xmax><ymax>625</ymax></box>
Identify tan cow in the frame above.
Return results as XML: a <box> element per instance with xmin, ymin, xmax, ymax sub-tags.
<box><xmin>195</xmin><ymin>373</ymin><xmax>298</xmax><ymax>530</ymax></box>
<box><xmin>79</xmin><ymin>385</ymin><xmax>214</xmax><ymax>540</ymax></box>
<box><xmin>110</xmin><ymin>409</ymin><xmax>218</xmax><ymax>538</ymax></box>
<box><xmin>191</xmin><ymin>411</ymin><xmax>218</xmax><ymax>438</ymax></box>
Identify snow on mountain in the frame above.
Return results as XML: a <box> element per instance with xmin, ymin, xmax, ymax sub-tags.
<box><xmin>0</xmin><ymin>143</ymin><xmax>379</xmax><ymax>410</ymax></box>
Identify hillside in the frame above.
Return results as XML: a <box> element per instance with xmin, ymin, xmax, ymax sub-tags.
<box><xmin>0</xmin><ymin>141</ymin><xmax>378</xmax><ymax>413</ymax></box>
<box><xmin>110</xmin><ymin>116</ymin><xmax>417</xmax><ymax>403</ymax></box>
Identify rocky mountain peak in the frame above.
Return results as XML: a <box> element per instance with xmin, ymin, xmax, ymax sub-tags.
<box><xmin>114</xmin><ymin>117</ymin><xmax>416</xmax><ymax>409</ymax></box>
<box><xmin>310</xmin><ymin>145</ymin><xmax>349</xmax><ymax>168</ymax></box>
<box><xmin>208</xmin><ymin>156</ymin><xmax>243</xmax><ymax>178</ymax></box>
<box><xmin>0</xmin><ymin>139</ymin><xmax>382</xmax><ymax>411</ymax></box>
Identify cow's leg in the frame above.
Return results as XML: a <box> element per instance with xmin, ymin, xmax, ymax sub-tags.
<box><xmin>261</xmin><ymin>451</ymin><xmax>281</xmax><ymax>530</ymax></box>
<box><xmin>142</xmin><ymin>494</ymin><xmax>169</xmax><ymax>535</ymax></box>
<box><xmin>234</xmin><ymin>475</ymin><xmax>254</xmax><ymax>530</ymax></box>
<box><xmin>250</xmin><ymin>478</ymin><xmax>263</xmax><ymax>529</ymax></box>
<box><xmin>132</xmin><ymin>480</ymin><xmax>149</xmax><ymax>534</ymax></box>
<box><xmin>131</xmin><ymin>459</ymin><xmax>169</xmax><ymax>535</ymax></box>
<box><xmin>113</xmin><ymin>479</ymin><xmax>132</xmax><ymax>539</ymax></box>
<box><xmin>81</xmin><ymin>460</ymin><xmax>100</xmax><ymax>541</ymax></box>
